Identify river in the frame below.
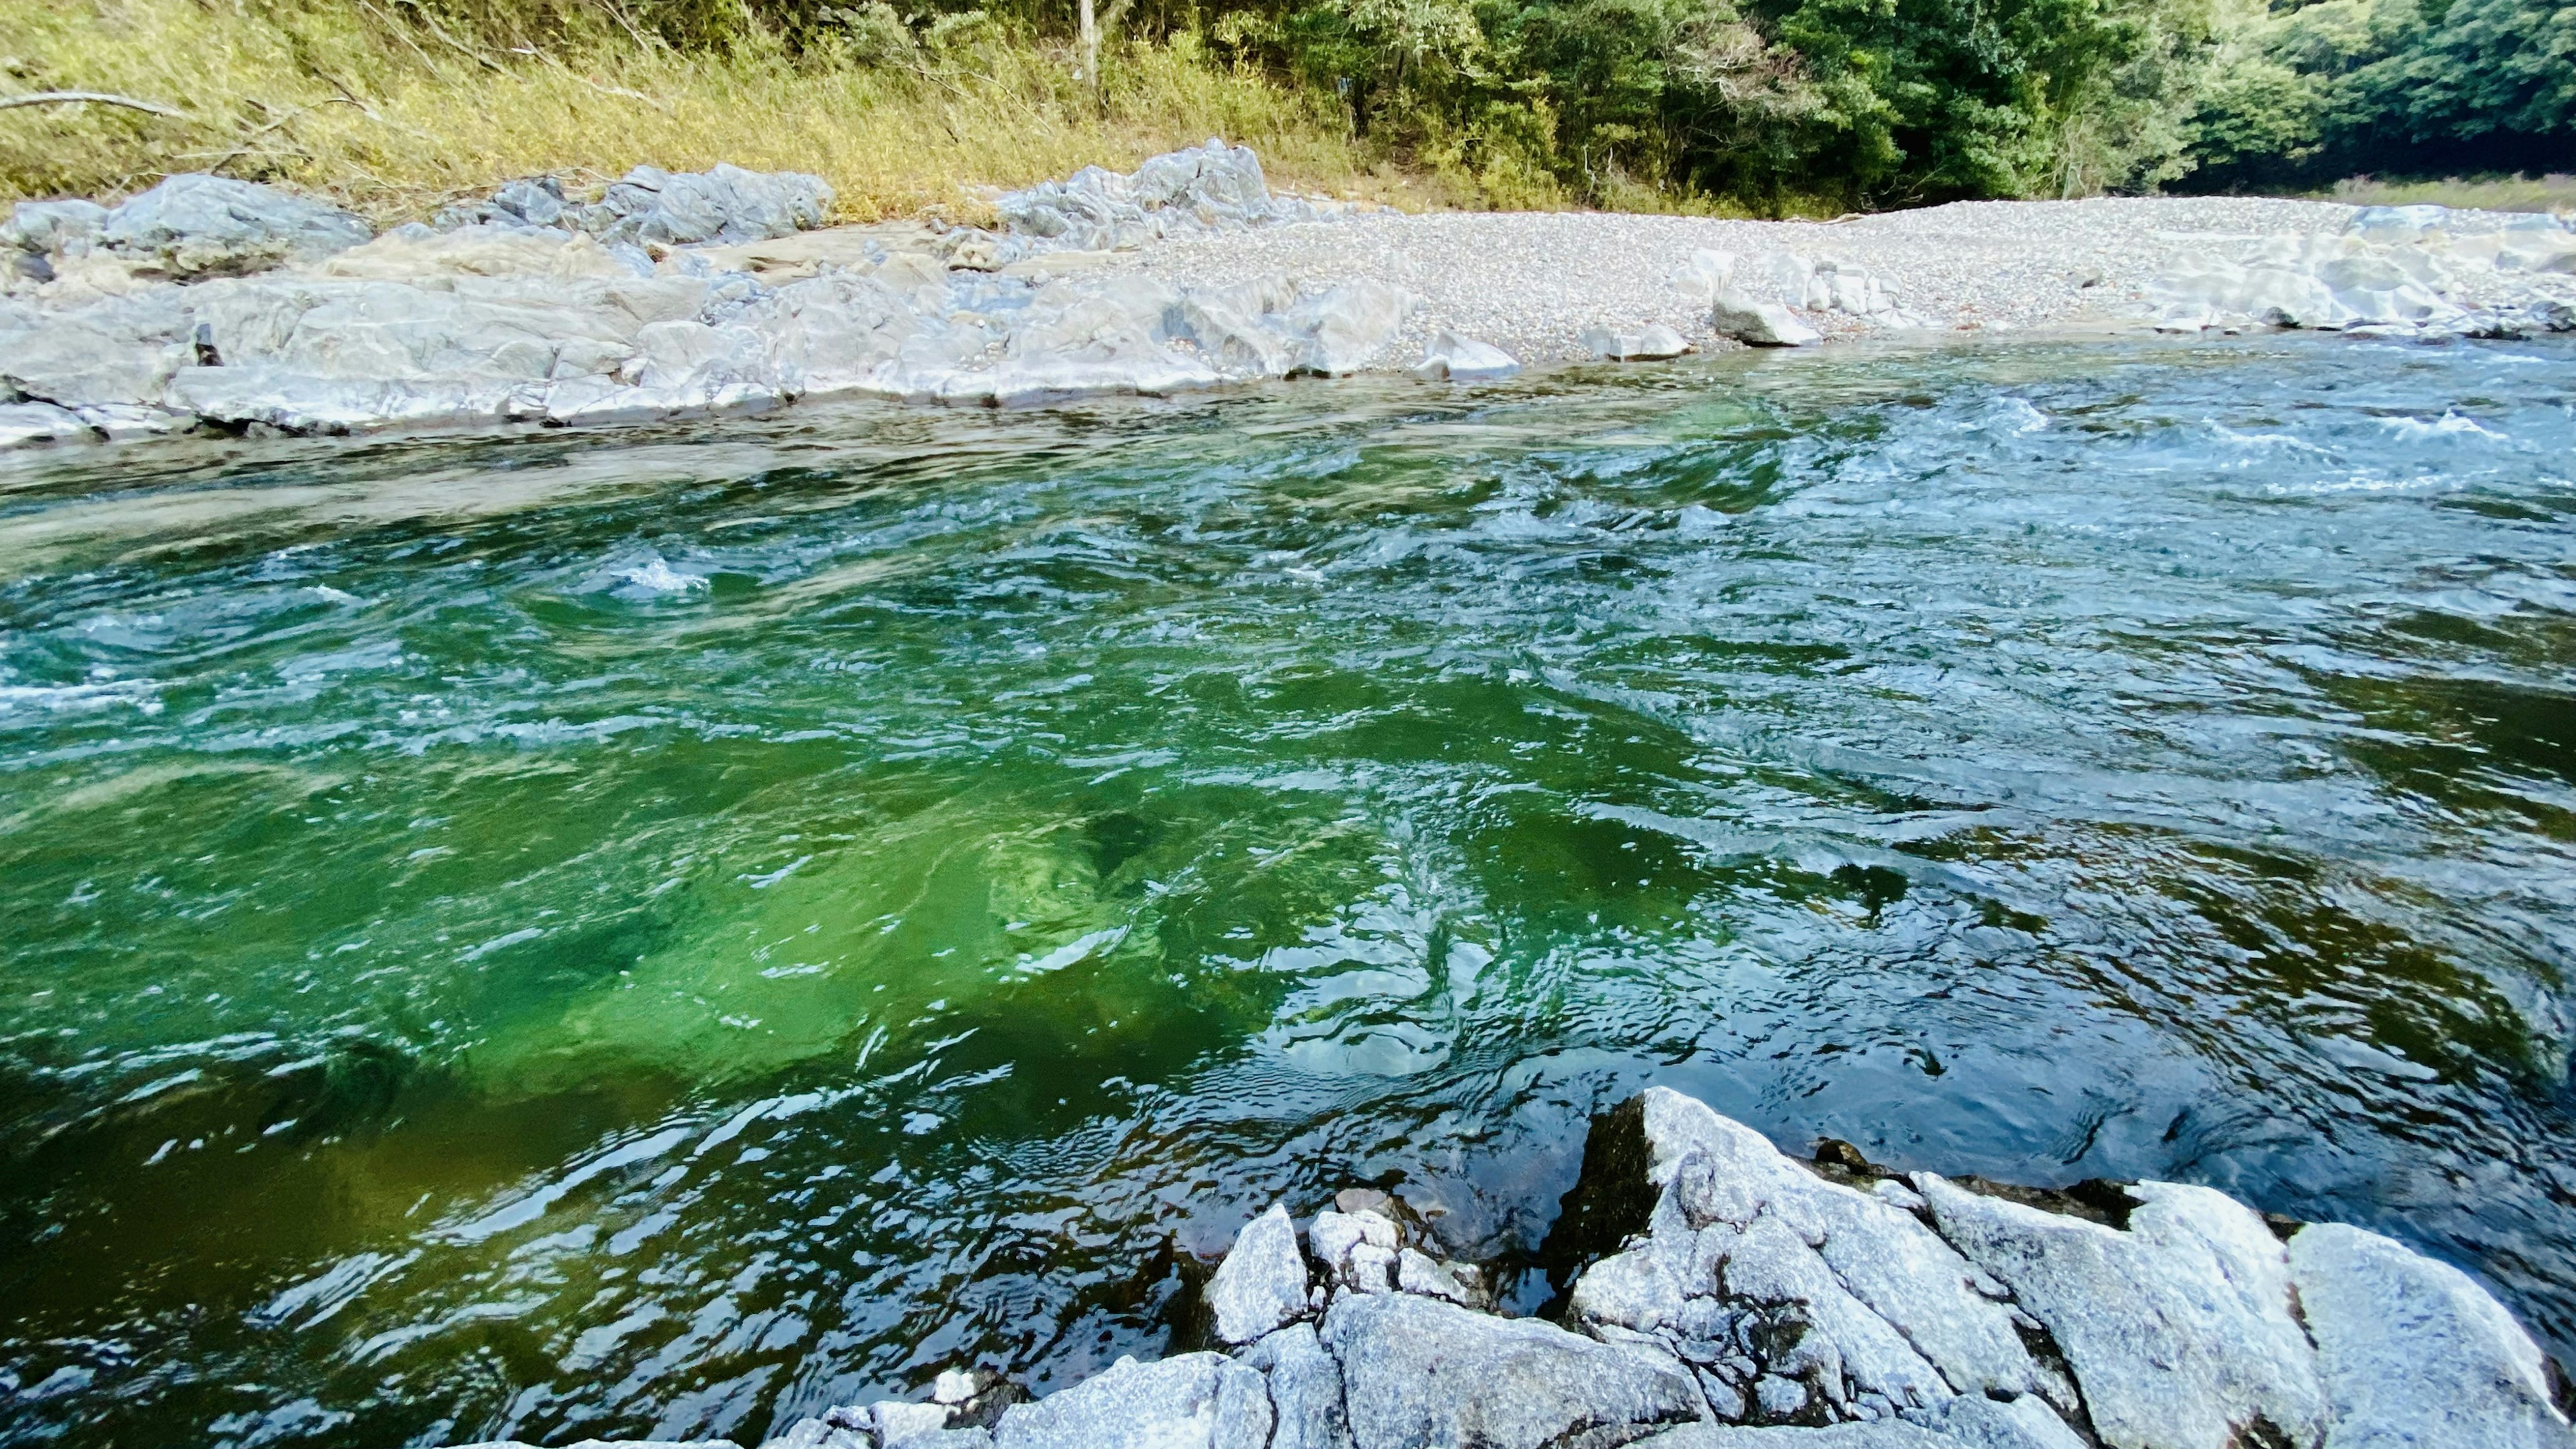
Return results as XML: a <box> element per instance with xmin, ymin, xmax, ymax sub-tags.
<box><xmin>3</xmin><ymin>334</ymin><xmax>2573</xmax><ymax>1448</ymax></box>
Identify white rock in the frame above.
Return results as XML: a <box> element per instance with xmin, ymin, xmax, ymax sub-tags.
<box><xmin>992</xmin><ymin>1352</ymin><xmax>1269</xmax><ymax>1449</ymax></box>
<box><xmin>1624</xmin><ymin>1089</ymin><xmax>2044</xmax><ymax>1407</ymax></box>
<box><xmin>2290</xmin><ymin>1222</ymin><xmax>2576</xmax><ymax>1449</ymax></box>
<box><xmin>1669</xmin><ymin>249</ymin><xmax>1737</xmax><ymax>303</ymax></box>
<box><xmin>1242</xmin><ymin>1322</ymin><xmax>1350</xmax><ymax>1449</ymax></box>
<box><xmin>1208</xmin><ymin>1202</ymin><xmax>1310</xmax><ymax>1345</ymax></box>
<box><xmin>874</xmin><ymin>1399</ymin><xmax>955</xmax><ymax>1447</ymax></box>
<box><xmin>1324</xmin><ymin>1291</ymin><xmax>1701</xmax><ymax>1449</ymax></box>
<box><xmin>1582</xmin><ymin>322</ymin><xmax>1691</xmax><ymax>360</ymax></box>
<box><xmin>1917</xmin><ymin>1173</ymin><xmax>2325</xmax><ymax>1449</ymax></box>
<box><xmin>1289</xmin><ymin>280</ymin><xmax>1417</xmax><ymax>374</ymax></box>
<box><xmin>0</xmin><ymin>400</ymin><xmax>93</xmax><ymax>447</ymax></box>
<box><xmin>1709</xmin><ymin>292</ymin><xmax>1819</xmax><ymax>347</ymax></box>
<box><xmin>1413</xmin><ymin>328</ymin><xmax>1519</xmax><ymax>380</ymax></box>
<box><xmin>1393</xmin><ymin>1249</ymin><xmax>1475</xmax><ymax>1305</ymax></box>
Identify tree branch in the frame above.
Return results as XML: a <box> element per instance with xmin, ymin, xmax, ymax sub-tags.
<box><xmin>0</xmin><ymin>90</ymin><xmax>187</xmax><ymax>118</ymax></box>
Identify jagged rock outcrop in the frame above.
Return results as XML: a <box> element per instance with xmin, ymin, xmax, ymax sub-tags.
<box><xmin>0</xmin><ymin>146</ymin><xmax>1424</xmax><ymax>447</ymax></box>
<box><xmin>700</xmin><ymin>1086</ymin><xmax>2569</xmax><ymax>1449</ymax></box>
<box><xmin>994</xmin><ymin>140</ymin><xmax>1322</xmax><ymax>254</ymax></box>
<box><xmin>2145</xmin><ymin>206</ymin><xmax>2576</xmax><ymax>337</ymax></box>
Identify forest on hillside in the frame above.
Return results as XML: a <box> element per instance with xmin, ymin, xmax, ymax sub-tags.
<box><xmin>468</xmin><ymin>0</ymin><xmax>2573</xmax><ymax>205</ymax></box>
<box><xmin>3</xmin><ymin>0</ymin><xmax>2569</xmax><ymax>213</ymax></box>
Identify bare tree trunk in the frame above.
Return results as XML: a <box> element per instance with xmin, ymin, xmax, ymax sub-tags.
<box><xmin>1078</xmin><ymin>0</ymin><xmax>1098</xmax><ymax>93</ymax></box>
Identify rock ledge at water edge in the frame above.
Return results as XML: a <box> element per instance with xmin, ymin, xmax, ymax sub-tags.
<box><xmin>445</xmin><ymin>1087</ymin><xmax>2573</xmax><ymax>1449</ymax></box>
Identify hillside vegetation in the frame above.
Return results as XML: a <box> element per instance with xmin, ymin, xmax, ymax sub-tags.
<box><xmin>2</xmin><ymin>0</ymin><xmax>2569</xmax><ymax>217</ymax></box>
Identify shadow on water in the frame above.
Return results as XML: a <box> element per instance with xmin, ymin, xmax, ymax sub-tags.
<box><xmin>3</xmin><ymin>336</ymin><xmax>2575</xmax><ymax>1448</ymax></box>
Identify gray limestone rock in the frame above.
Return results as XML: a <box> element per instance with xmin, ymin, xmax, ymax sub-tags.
<box><xmin>1208</xmin><ymin>1203</ymin><xmax>1311</xmax><ymax>1345</ymax></box>
<box><xmin>1581</xmin><ymin>322</ymin><xmax>1691</xmax><ymax>360</ymax></box>
<box><xmin>2</xmin><ymin>199</ymin><xmax>109</xmax><ymax>256</ymax></box>
<box><xmin>874</xmin><ymin>1401</ymin><xmax>955</xmax><ymax>1446</ymax></box>
<box><xmin>435</xmin><ymin>176</ymin><xmax>572</xmax><ymax>231</ymax></box>
<box><xmin>1603</xmin><ymin>1088</ymin><xmax>2045</xmax><ymax>1413</ymax></box>
<box><xmin>2289</xmin><ymin>1222</ymin><xmax>2576</xmax><ymax>1449</ymax></box>
<box><xmin>0</xmin><ymin>400</ymin><xmax>95</xmax><ymax>447</ymax></box>
<box><xmin>1709</xmin><ymin>291</ymin><xmax>1819</xmax><ymax>347</ymax></box>
<box><xmin>1395</xmin><ymin>1249</ymin><xmax>1476</xmax><ymax>1305</ymax></box>
<box><xmin>579</xmin><ymin>164</ymin><xmax>835</xmax><ymax>248</ymax></box>
<box><xmin>1244</xmin><ymin>1322</ymin><xmax>1352</xmax><ymax>1449</ymax></box>
<box><xmin>1288</xmin><ymin>280</ymin><xmax>1417</xmax><ymax>375</ymax></box>
<box><xmin>1413</xmin><ymin>328</ymin><xmax>1519</xmax><ymax>380</ymax></box>
<box><xmin>992</xmin><ymin>1352</ymin><xmax>1271</xmax><ymax>1449</ymax></box>
<box><xmin>97</xmin><ymin>175</ymin><xmax>371</xmax><ymax>278</ymax></box>
<box><xmin>1917</xmin><ymin>1173</ymin><xmax>2324</xmax><ymax>1449</ymax></box>
<box><xmin>1322</xmin><ymin>1290</ymin><xmax>1702</xmax><ymax>1449</ymax></box>
<box><xmin>996</xmin><ymin>140</ymin><xmax>1314</xmax><ymax>253</ymax></box>
<box><xmin>1311</xmin><ymin>1208</ymin><xmax>1401</xmax><ymax>1293</ymax></box>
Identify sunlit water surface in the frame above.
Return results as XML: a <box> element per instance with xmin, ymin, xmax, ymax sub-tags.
<box><xmin>3</xmin><ymin>336</ymin><xmax>2574</xmax><ymax>1448</ymax></box>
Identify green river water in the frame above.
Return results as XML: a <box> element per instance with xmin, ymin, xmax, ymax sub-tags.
<box><xmin>2</xmin><ymin>335</ymin><xmax>2573</xmax><ymax>1447</ymax></box>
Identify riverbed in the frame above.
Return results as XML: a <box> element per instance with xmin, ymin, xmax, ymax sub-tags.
<box><xmin>3</xmin><ymin>333</ymin><xmax>2573</xmax><ymax>1448</ymax></box>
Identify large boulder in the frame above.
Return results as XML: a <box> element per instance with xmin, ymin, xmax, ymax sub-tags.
<box><xmin>995</xmin><ymin>139</ymin><xmax>1313</xmax><ymax>252</ymax></box>
<box><xmin>95</xmin><ymin>174</ymin><xmax>371</xmax><ymax>278</ymax></box>
<box><xmin>1710</xmin><ymin>290</ymin><xmax>1819</xmax><ymax>347</ymax></box>
<box><xmin>1916</xmin><ymin>1174</ymin><xmax>2324</xmax><ymax>1449</ymax></box>
<box><xmin>1582</xmin><ymin>323</ymin><xmax>1690</xmax><ymax>360</ymax></box>
<box><xmin>578</xmin><ymin>164</ymin><xmax>835</xmax><ymax>248</ymax></box>
<box><xmin>991</xmin><ymin>1352</ymin><xmax>1271</xmax><ymax>1449</ymax></box>
<box><xmin>1287</xmin><ymin>280</ymin><xmax>1417</xmax><ymax>374</ymax></box>
<box><xmin>1582</xmin><ymin>1089</ymin><xmax>2052</xmax><ymax>1426</ymax></box>
<box><xmin>1414</xmin><ymin>329</ymin><xmax>1519</xmax><ymax>380</ymax></box>
<box><xmin>1322</xmin><ymin>1290</ymin><xmax>1703</xmax><ymax>1449</ymax></box>
<box><xmin>2289</xmin><ymin>1223</ymin><xmax>2576</xmax><ymax>1449</ymax></box>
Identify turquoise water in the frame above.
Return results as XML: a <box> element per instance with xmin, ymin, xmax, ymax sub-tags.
<box><xmin>3</xmin><ymin>335</ymin><xmax>2573</xmax><ymax>1446</ymax></box>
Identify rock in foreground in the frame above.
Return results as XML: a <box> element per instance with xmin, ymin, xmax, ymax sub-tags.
<box><xmin>506</xmin><ymin>1086</ymin><xmax>2567</xmax><ymax>1449</ymax></box>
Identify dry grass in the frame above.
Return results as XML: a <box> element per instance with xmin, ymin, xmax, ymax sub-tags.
<box><xmin>2325</xmin><ymin>173</ymin><xmax>2576</xmax><ymax>217</ymax></box>
<box><xmin>0</xmin><ymin>0</ymin><xmax>1467</xmax><ymax>221</ymax></box>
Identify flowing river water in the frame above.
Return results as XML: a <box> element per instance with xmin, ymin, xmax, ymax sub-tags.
<box><xmin>3</xmin><ymin>335</ymin><xmax>2573</xmax><ymax>1448</ymax></box>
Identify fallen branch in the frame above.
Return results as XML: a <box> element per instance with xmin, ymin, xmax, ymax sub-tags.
<box><xmin>0</xmin><ymin>90</ymin><xmax>187</xmax><ymax>118</ymax></box>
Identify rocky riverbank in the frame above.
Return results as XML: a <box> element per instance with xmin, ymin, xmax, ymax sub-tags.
<box><xmin>447</xmin><ymin>1087</ymin><xmax>2571</xmax><ymax>1449</ymax></box>
<box><xmin>3</xmin><ymin>143</ymin><xmax>2573</xmax><ymax>451</ymax></box>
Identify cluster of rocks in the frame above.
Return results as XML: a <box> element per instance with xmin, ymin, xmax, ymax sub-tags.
<box><xmin>0</xmin><ymin>146</ymin><xmax>1440</xmax><ymax>448</ymax></box>
<box><xmin>991</xmin><ymin>142</ymin><xmax>1334</xmax><ymax>257</ymax></box>
<box><xmin>429</xmin><ymin>164</ymin><xmax>835</xmax><ymax>250</ymax></box>
<box><xmin>494</xmin><ymin>1087</ymin><xmax>2571</xmax><ymax>1449</ymax></box>
<box><xmin>2147</xmin><ymin>203</ymin><xmax>2576</xmax><ymax>338</ymax></box>
<box><xmin>9</xmin><ymin>147</ymin><xmax>2576</xmax><ymax>455</ymax></box>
